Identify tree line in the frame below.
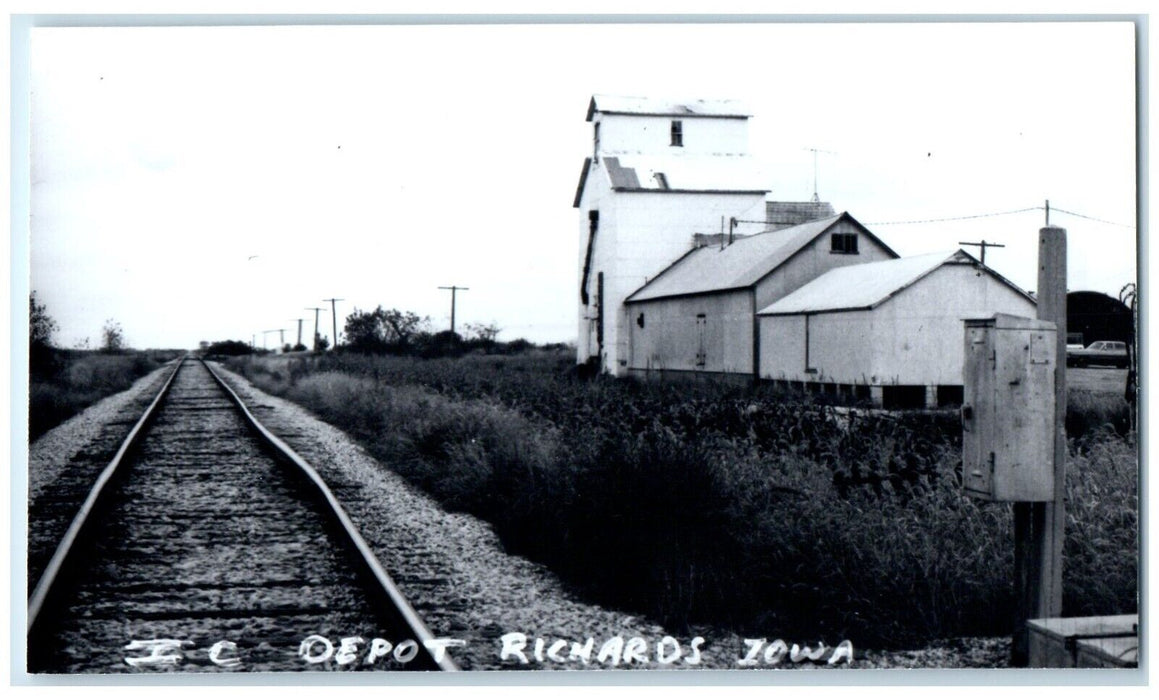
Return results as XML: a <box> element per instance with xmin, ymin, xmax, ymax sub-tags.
<box><xmin>341</xmin><ymin>305</ymin><xmax>527</xmax><ymax>357</ymax></box>
<box><xmin>30</xmin><ymin>291</ymin><xmax>130</xmax><ymax>378</ymax></box>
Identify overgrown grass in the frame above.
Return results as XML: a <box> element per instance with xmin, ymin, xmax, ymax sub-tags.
<box><xmin>228</xmin><ymin>351</ymin><xmax>1138</xmax><ymax>649</ymax></box>
<box><xmin>28</xmin><ymin>350</ymin><xmax>175</xmax><ymax>441</ymax></box>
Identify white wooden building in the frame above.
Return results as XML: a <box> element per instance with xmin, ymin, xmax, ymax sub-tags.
<box><xmin>574</xmin><ymin>95</ymin><xmax>774</xmax><ymax>376</ymax></box>
<box><xmin>756</xmin><ymin>250</ymin><xmax>1038</xmax><ymax>408</ymax></box>
<box><xmin>623</xmin><ymin>212</ymin><xmax>897</xmax><ymax>378</ymax></box>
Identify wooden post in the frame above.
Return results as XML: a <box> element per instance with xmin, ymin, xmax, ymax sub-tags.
<box><xmin>1013</xmin><ymin>225</ymin><xmax>1067</xmax><ymax>665</ymax></box>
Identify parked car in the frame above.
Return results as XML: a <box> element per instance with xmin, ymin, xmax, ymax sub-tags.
<box><xmin>1067</xmin><ymin>340</ymin><xmax>1129</xmax><ymax>368</ymax></box>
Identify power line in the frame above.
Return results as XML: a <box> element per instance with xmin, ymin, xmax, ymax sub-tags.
<box><xmin>866</xmin><ymin>204</ymin><xmax>1134</xmax><ymax>229</ymax></box>
<box><xmin>1049</xmin><ymin>206</ymin><xmax>1135</xmax><ymax>229</ymax></box>
<box><xmin>865</xmin><ymin>207</ymin><xmax>1040</xmax><ymax>226</ymax></box>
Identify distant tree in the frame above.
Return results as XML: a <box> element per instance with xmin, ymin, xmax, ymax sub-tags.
<box><xmin>316</xmin><ymin>335</ymin><xmax>330</xmax><ymax>352</ymax></box>
<box><xmin>101</xmin><ymin>319</ymin><xmax>125</xmax><ymax>351</ymax></box>
<box><xmin>344</xmin><ymin>306</ymin><xmax>430</xmax><ymax>353</ymax></box>
<box><xmin>382</xmin><ymin>308</ymin><xmax>429</xmax><ymax>347</ymax></box>
<box><xmin>464</xmin><ymin>321</ymin><xmax>501</xmax><ymax>344</ymax></box>
<box><xmin>30</xmin><ymin>291</ymin><xmax>61</xmax><ymax>378</ymax></box>
<box><xmin>206</xmin><ymin>340</ymin><xmax>252</xmax><ymax>356</ymax></box>
<box><xmin>345</xmin><ymin>307</ymin><xmax>388</xmax><ymax>352</ymax></box>
<box><xmin>30</xmin><ymin>291</ymin><xmax>58</xmax><ymax>349</ymax></box>
<box><xmin>504</xmin><ymin>338</ymin><xmax>534</xmax><ymax>354</ymax></box>
<box><xmin>293</xmin><ymin>343</ymin><xmax>307</xmax><ymax>352</ymax></box>
<box><xmin>420</xmin><ymin>330</ymin><xmax>464</xmax><ymax>358</ymax></box>
<box><xmin>282</xmin><ymin>343</ymin><xmax>292</xmax><ymax>353</ymax></box>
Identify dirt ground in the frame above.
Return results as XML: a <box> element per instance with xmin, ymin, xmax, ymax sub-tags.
<box><xmin>1067</xmin><ymin>367</ymin><xmax>1129</xmax><ymax>394</ymax></box>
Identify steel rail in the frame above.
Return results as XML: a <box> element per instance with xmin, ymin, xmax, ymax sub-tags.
<box><xmin>198</xmin><ymin>359</ymin><xmax>459</xmax><ymax>672</ymax></box>
<box><xmin>27</xmin><ymin>356</ymin><xmax>187</xmax><ymax>632</ymax></box>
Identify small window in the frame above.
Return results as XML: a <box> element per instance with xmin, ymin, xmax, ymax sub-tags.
<box><xmin>830</xmin><ymin>233</ymin><xmax>858</xmax><ymax>254</ymax></box>
<box><xmin>670</xmin><ymin>120</ymin><xmax>683</xmax><ymax>147</ymax></box>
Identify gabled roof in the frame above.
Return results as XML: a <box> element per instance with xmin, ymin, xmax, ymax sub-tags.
<box><xmin>587</xmin><ymin>95</ymin><xmax>750</xmax><ymax>121</ymax></box>
<box><xmin>574</xmin><ymin>154</ymin><xmax>771</xmax><ymax>208</ymax></box>
<box><xmin>626</xmin><ymin>212</ymin><xmax>896</xmax><ymax>303</ymax></box>
<box><xmin>756</xmin><ymin>250</ymin><xmax>1036</xmax><ymax>316</ymax></box>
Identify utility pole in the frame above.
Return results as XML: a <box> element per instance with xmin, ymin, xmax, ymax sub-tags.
<box><xmin>323</xmin><ymin>298</ymin><xmax>344</xmax><ymax>349</ymax></box>
<box><xmin>438</xmin><ymin>285</ymin><xmax>469</xmax><ymax>334</ymax></box>
<box><xmin>290</xmin><ymin>318</ymin><xmax>304</xmax><ymax>348</ymax></box>
<box><xmin>1011</xmin><ymin>224</ymin><xmax>1067</xmax><ymax>666</ymax></box>
<box><xmin>306</xmin><ymin>307</ymin><xmax>325</xmax><ymax>351</ymax></box>
<box><xmin>958</xmin><ymin>239</ymin><xmax>1006</xmax><ymax>266</ymax></box>
<box><xmin>262</xmin><ymin>329</ymin><xmax>281</xmax><ymax>351</ymax></box>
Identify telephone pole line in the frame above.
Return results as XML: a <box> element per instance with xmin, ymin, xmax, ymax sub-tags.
<box><xmin>306</xmin><ymin>307</ymin><xmax>325</xmax><ymax>351</ymax></box>
<box><xmin>438</xmin><ymin>285</ymin><xmax>469</xmax><ymax>334</ymax></box>
<box><xmin>323</xmin><ymin>298</ymin><xmax>344</xmax><ymax>349</ymax></box>
<box><xmin>289</xmin><ymin>318</ymin><xmax>304</xmax><ymax>348</ymax></box>
<box><xmin>958</xmin><ymin>239</ymin><xmax>1006</xmax><ymax>266</ymax></box>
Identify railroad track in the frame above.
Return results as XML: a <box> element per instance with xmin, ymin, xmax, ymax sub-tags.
<box><xmin>27</xmin><ymin>357</ymin><xmax>458</xmax><ymax>673</ymax></box>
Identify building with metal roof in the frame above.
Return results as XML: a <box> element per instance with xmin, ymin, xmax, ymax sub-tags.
<box><xmin>623</xmin><ymin>213</ymin><xmax>897</xmax><ymax>377</ymax></box>
<box><xmin>756</xmin><ymin>250</ymin><xmax>1037</xmax><ymax>407</ymax></box>
<box><xmin>627</xmin><ymin>213</ymin><xmax>896</xmax><ymax>303</ymax></box>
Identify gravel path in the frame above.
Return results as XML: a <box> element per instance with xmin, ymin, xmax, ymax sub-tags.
<box><xmin>27</xmin><ymin>360</ymin><xmax>1010</xmax><ymax>673</ymax></box>
<box><xmin>28</xmin><ymin>362</ymin><xmax>175</xmax><ymax>503</ymax></box>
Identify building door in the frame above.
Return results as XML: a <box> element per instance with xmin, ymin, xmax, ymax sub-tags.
<box><xmin>695</xmin><ymin>314</ymin><xmax>707</xmax><ymax>368</ymax></box>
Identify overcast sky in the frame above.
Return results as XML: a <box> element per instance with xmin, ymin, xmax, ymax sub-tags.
<box><xmin>26</xmin><ymin>20</ymin><xmax>1136</xmax><ymax>350</ymax></box>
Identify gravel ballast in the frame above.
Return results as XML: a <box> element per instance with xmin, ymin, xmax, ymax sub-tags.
<box><xmin>27</xmin><ymin>359</ymin><xmax>1010</xmax><ymax>674</ymax></box>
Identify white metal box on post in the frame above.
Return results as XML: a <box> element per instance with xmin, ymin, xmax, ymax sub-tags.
<box><xmin>961</xmin><ymin>313</ymin><xmax>1057</xmax><ymax>501</ymax></box>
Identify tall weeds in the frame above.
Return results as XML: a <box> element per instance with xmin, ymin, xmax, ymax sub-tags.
<box><xmin>29</xmin><ymin>351</ymin><xmax>166</xmax><ymax>441</ymax></box>
<box><xmin>229</xmin><ymin>352</ymin><xmax>1138</xmax><ymax>649</ymax></box>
